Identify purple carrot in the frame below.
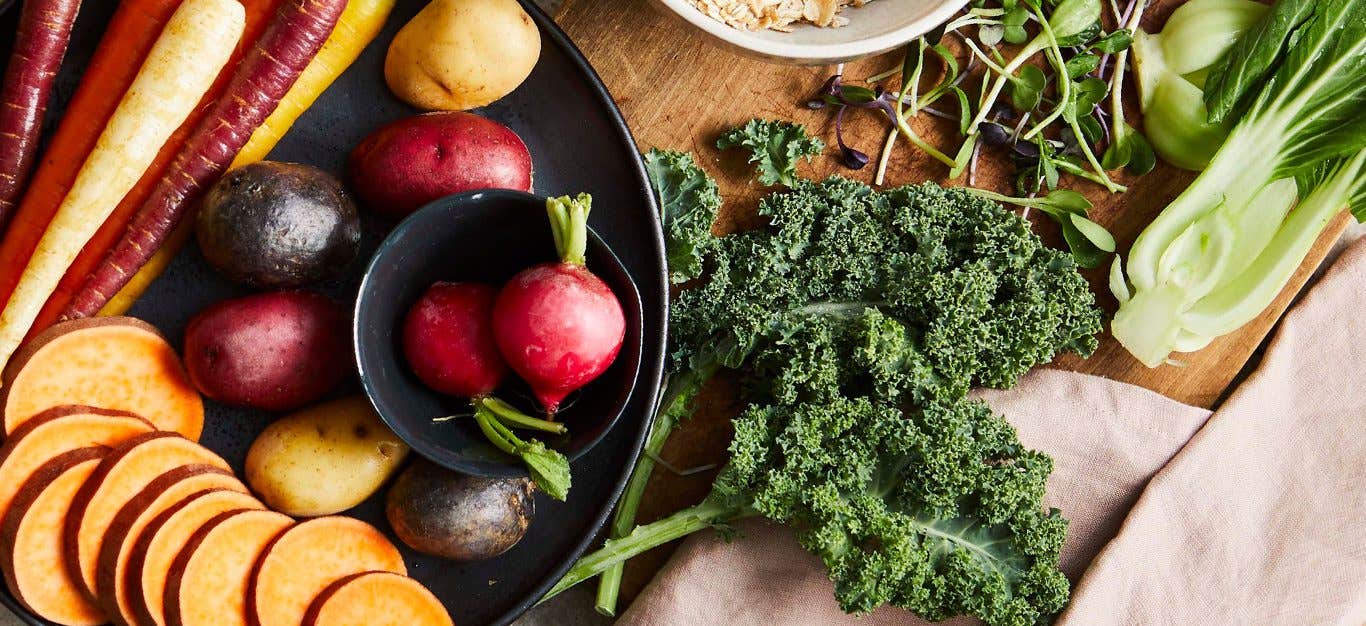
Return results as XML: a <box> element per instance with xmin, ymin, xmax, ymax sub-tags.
<box><xmin>0</xmin><ymin>0</ymin><xmax>82</xmax><ymax>231</ymax></box>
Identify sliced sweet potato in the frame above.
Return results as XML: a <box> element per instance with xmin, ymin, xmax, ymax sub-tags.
<box><xmin>302</xmin><ymin>571</ymin><xmax>452</xmax><ymax>626</ymax></box>
<box><xmin>0</xmin><ymin>405</ymin><xmax>153</xmax><ymax>515</ymax></box>
<box><xmin>1</xmin><ymin>317</ymin><xmax>204</xmax><ymax>438</ymax></box>
<box><xmin>165</xmin><ymin>509</ymin><xmax>294</xmax><ymax>626</ymax></box>
<box><xmin>97</xmin><ymin>464</ymin><xmax>247</xmax><ymax>625</ymax></box>
<box><xmin>126</xmin><ymin>489</ymin><xmax>263</xmax><ymax>626</ymax></box>
<box><xmin>247</xmin><ymin>517</ymin><xmax>407</xmax><ymax>626</ymax></box>
<box><xmin>63</xmin><ymin>431</ymin><xmax>228</xmax><ymax>601</ymax></box>
<box><xmin>0</xmin><ymin>447</ymin><xmax>108</xmax><ymax>626</ymax></box>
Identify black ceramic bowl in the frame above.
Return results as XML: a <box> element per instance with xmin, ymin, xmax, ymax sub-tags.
<box><xmin>354</xmin><ymin>190</ymin><xmax>644</xmax><ymax>479</ymax></box>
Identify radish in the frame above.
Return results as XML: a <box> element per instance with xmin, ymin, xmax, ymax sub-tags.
<box><xmin>0</xmin><ymin>0</ymin><xmax>83</xmax><ymax>232</ymax></box>
<box><xmin>493</xmin><ymin>194</ymin><xmax>625</xmax><ymax>415</ymax></box>
<box><xmin>401</xmin><ymin>282</ymin><xmax>571</xmax><ymax>501</ymax></box>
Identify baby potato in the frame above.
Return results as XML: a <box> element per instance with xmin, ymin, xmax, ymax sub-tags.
<box><xmin>246</xmin><ymin>397</ymin><xmax>409</xmax><ymax>517</ymax></box>
<box><xmin>384</xmin><ymin>0</ymin><xmax>541</xmax><ymax>111</ymax></box>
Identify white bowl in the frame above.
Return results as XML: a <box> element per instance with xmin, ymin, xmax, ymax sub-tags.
<box><xmin>648</xmin><ymin>0</ymin><xmax>970</xmax><ymax>64</ymax></box>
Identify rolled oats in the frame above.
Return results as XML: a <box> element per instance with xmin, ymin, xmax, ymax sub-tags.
<box><xmin>689</xmin><ymin>0</ymin><xmax>869</xmax><ymax>31</ymax></box>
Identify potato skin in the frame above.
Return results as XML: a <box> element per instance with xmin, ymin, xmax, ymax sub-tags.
<box><xmin>348</xmin><ymin>112</ymin><xmax>532</xmax><ymax>219</ymax></box>
<box><xmin>183</xmin><ymin>292</ymin><xmax>348</xmax><ymax>412</ymax></box>
<box><xmin>196</xmin><ymin>162</ymin><xmax>360</xmax><ymax>288</ymax></box>
<box><xmin>385</xmin><ymin>459</ymin><xmax>533</xmax><ymax>560</ymax></box>
<box><xmin>246</xmin><ymin>397</ymin><xmax>409</xmax><ymax>517</ymax></box>
<box><xmin>383</xmin><ymin>0</ymin><xmax>541</xmax><ymax>111</ymax></box>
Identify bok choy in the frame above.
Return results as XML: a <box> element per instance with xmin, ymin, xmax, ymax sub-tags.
<box><xmin>1112</xmin><ymin>0</ymin><xmax>1366</xmax><ymax>367</ymax></box>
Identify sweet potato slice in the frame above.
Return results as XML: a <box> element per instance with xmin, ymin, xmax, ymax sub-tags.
<box><xmin>247</xmin><ymin>517</ymin><xmax>407</xmax><ymax>626</ymax></box>
<box><xmin>1</xmin><ymin>317</ymin><xmax>204</xmax><ymax>438</ymax></box>
<box><xmin>0</xmin><ymin>448</ymin><xmax>108</xmax><ymax>626</ymax></box>
<box><xmin>302</xmin><ymin>571</ymin><xmax>452</xmax><ymax>626</ymax></box>
<box><xmin>0</xmin><ymin>405</ymin><xmax>153</xmax><ymax>515</ymax></box>
<box><xmin>126</xmin><ymin>489</ymin><xmax>263</xmax><ymax>626</ymax></box>
<box><xmin>165</xmin><ymin>509</ymin><xmax>294</xmax><ymax>626</ymax></box>
<box><xmin>97</xmin><ymin>464</ymin><xmax>247</xmax><ymax>625</ymax></box>
<box><xmin>63</xmin><ymin>431</ymin><xmax>228</xmax><ymax>601</ymax></box>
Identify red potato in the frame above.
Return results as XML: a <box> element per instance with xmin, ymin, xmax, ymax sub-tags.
<box><xmin>124</xmin><ymin>489</ymin><xmax>264</xmax><ymax>626</ymax></box>
<box><xmin>183</xmin><ymin>291</ymin><xmax>349</xmax><ymax>411</ymax></box>
<box><xmin>402</xmin><ymin>282</ymin><xmax>509</xmax><ymax>397</ymax></box>
<box><xmin>0</xmin><ymin>0</ymin><xmax>83</xmax><ymax>230</ymax></box>
<box><xmin>494</xmin><ymin>195</ymin><xmax>624</xmax><ymax>413</ymax></box>
<box><xmin>348</xmin><ymin>112</ymin><xmax>532</xmax><ymax>219</ymax></box>
<box><xmin>0</xmin><ymin>448</ymin><xmax>107</xmax><ymax>626</ymax></box>
<box><xmin>61</xmin><ymin>0</ymin><xmax>349</xmax><ymax>319</ymax></box>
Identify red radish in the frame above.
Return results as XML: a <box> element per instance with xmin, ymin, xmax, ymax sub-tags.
<box><xmin>399</xmin><ymin>281</ymin><xmax>572</xmax><ymax>501</ymax></box>
<box><xmin>61</xmin><ymin>0</ymin><xmax>348</xmax><ymax>320</ymax></box>
<box><xmin>493</xmin><ymin>194</ymin><xmax>624</xmax><ymax>414</ymax></box>
<box><xmin>402</xmin><ymin>282</ymin><xmax>509</xmax><ymax>397</ymax></box>
<box><xmin>348</xmin><ymin>112</ymin><xmax>533</xmax><ymax>219</ymax></box>
<box><xmin>0</xmin><ymin>0</ymin><xmax>83</xmax><ymax>231</ymax></box>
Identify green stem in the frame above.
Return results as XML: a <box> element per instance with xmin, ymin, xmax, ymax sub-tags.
<box><xmin>593</xmin><ymin>363</ymin><xmax>716</xmax><ymax>615</ymax></box>
<box><xmin>547</xmin><ymin>194</ymin><xmax>591</xmax><ymax>265</ymax></box>
<box><xmin>474</xmin><ymin>410</ymin><xmax>518</xmax><ymax>455</ymax></box>
<box><xmin>1058</xmin><ymin>159</ymin><xmax>1127</xmax><ymax>191</ymax></box>
<box><xmin>1020</xmin><ymin>7</ymin><xmax>1071</xmax><ymax>140</ymax></box>
<box><xmin>477</xmin><ymin>397</ymin><xmax>567</xmax><ymax>434</ymax></box>
<box><xmin>1108</xmin><ymin>1</ymin><xmax>1148</xmax><ymax>142</ymax></box>
<box><xmin>892</xmin><ymin>115</ymin><xmax>957</xmax><ymax>167</ymax></box>
<box><xmin>548</xmin><ymin>498</ymin><xmax>753</xmax><ymax>603</ymax></box>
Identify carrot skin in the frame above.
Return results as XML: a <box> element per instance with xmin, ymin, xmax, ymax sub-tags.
<box><xmin>96</xmin><ymin>0</ymin><xmax>400</xmax><ymax>317</ymax></box>
<box><xmin>24</xmin><ymin>0</ymin><xmax>284</xmax><ymax>338</ymax></box>
<box><xmin>63</xmin><ymin>0</ymin><xmax>349</xmax><ymax>319</ymax></box>
<box><xmin>0</xmin><ymin>0</ymin><xmax>184</xmax><ymax>315</ymax></box>
<box><xmin>0</xmin><ymin>0</ymin><xmax>244</xmax><ymax>372</ymax></box>
<box><xmin>0</xmin><ymin>0</ymin><xmax>83</xmax><ymax>232</ymax></box>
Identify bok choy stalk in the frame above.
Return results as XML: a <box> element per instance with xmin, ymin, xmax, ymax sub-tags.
<box><xmin>1112</xmin><ymin>0</ymin><xmax>1366</xmax><ymax>367</ymax></box>
<box><xmin>1129</xmin><ymin>0</ymin><xmax>1269</xmax><ymax>169</ymax></box>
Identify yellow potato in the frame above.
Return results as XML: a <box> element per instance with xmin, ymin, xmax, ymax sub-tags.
<box><xmin>384</xmin><ymin>0</ymin><xmax>541</xmax><ymax>111</ymax></box>
<box><xmin>245</xmin><ymin>397</ymin><xmax>409</xmax><ymax>517</ymax></box>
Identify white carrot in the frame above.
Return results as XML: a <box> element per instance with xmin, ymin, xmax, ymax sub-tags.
<box><xmin>0</xmin><ymin>0</ymin><xmax>245</xmax><ymax>374</ymax></box>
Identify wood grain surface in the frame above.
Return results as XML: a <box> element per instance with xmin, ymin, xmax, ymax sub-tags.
<box><xmin>556</xmin><ymin>0</ymin><xmax>1350</xmax><ymax>605</ymax></box>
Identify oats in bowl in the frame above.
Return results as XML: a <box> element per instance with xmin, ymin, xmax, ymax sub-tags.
<box><xmin>689</xmin><ymin>0</ymin><xmax>872</xmax><ymax>31</ymax></box>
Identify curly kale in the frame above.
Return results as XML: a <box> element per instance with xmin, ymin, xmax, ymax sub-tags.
<box><xmin>551</xmin><ymin>397</ymin><xmax>1071</xmax><ymax>626</ymax></box>
<box><xmin>671</xmin><ymin>177</ymin><xmax>1101</xmax><ymax>405</ymax></box>
<box><xmin>645</xmin><ymin>149</ymin><xmax>722</xmax><ymax>284</ymax></box>
<box><xmin>561</xmin><ymin>131</ymin><xmax>1101</xmax><ymax>624</ymax></box>
<box><xmin>717</xmin><ymin>119</ymin><xmax>825</xmax><ymax>187</ymax></box>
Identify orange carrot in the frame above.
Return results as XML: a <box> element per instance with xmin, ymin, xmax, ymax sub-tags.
<box><xmin>0</xmin><ymin>0</ymin><xmax>184</xmax><ymax>314</ymax></box>
<box><xmin>23</xmin><ymin>0</ymin><xmax>285</xmax><ymax>336</ymax></box>
<box><xmin>63</xmin><ymin>0</ymin><xmax>347</xmax><ymax>318</ymax></box>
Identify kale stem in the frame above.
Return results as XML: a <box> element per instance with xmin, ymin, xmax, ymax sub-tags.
<box><xmin>593</xmin><ymin>361</ymin><xmax>717</xmax><ymax>615</ymax></box>
<box><xmin>549</xmin><ymin>498</ymin><xmax>753</xmax><ymax>603</ymax></box>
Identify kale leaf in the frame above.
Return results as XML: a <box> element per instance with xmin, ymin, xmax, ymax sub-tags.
<box><xmin>717</xmin><ymin>118</ymin><xmax>825</xmax><ymax>187</ymax></box>
<box><xmin>645</xmin><ymin>149</ymin><xmax>722</xmax><ymax>284</ymax></box>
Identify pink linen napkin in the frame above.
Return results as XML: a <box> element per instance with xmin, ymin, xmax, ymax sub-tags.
<box><xmin>619</xmin><ymin>239</ymin><xmax>1366</xmax><ymax>626</ymax></box>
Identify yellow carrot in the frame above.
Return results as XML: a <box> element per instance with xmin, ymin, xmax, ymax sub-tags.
<box><xmin>0</xmin><ymin>0</ymin><xmax>244</xmax><ymax>371</ymax></box>
<box><xmin>99</xmin><ymin>0</ymin><xmax>399</xmax><ymax>316</ymax></box>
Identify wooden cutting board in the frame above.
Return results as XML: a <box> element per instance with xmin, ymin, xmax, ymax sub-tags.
<box><xmin>555</xmin><ymin>0</ymin><xmax>1350</xmax><ymax>603</ymax></box>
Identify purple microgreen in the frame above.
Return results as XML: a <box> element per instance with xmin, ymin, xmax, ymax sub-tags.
<box><xmin>834</xmin><ymin>107</ymin><xmax>870</xmax><ymax>169</ymax></box>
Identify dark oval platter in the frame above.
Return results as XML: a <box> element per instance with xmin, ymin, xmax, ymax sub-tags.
<box><xmin>0</xmin><ymin>1</ymin><xmax>667</xmax><ymax>625</ymax></box>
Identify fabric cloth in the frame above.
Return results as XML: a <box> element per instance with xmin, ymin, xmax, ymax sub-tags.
<box><xmin>620</xmin><ymin>240</ymin><xmax>1366</xmax><ymax>626</ymax></box>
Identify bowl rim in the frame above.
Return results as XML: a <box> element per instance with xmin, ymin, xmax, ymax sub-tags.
<box><xmin>651</xmin><ymin>0</ymin><xmax>971</xmax><ymax>62</ymax></box>
<box><xmin>353</xmin><ymin>189</ymin><xmax>646</xmax><ymax>480</ymax></box>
